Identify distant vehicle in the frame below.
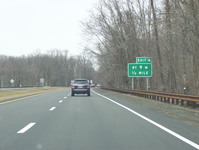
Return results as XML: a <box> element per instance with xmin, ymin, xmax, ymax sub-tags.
<box><xmin>96</xmin><ymin>84</ymin><xmax>101</xmax><ymax>87</ymax></box>
<box><xmin>70</xmin><ymin>80</ymin><xmax>74</xmax><ymax>85</ymax></box>
<box><xmin>91</xmin><ymin>84</ymin><xmax>95</xmax><ymax>88</ymax></box>
<box><xmin>71</xmin><ymin>79</ymin><xmax>90</xmax><ymax>96</ymax></box>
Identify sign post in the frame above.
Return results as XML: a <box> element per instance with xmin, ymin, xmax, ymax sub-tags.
<box><xmin>146</xmin><ymin>77</ymin><xmax>149</xmax><ymax>91</ymax></box>
<box><xmin>132</xmin><ymin>78</ymin><xmax>134</xmax><ymax>90</ymax></box>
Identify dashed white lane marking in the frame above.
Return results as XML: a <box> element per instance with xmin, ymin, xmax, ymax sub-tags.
<box><xmin>64</xmin><ymin>97</ymin><xmax>67</xmax><ymax>99</ymax></box>
<box><xmin>17</xmin><ymin>123</ymin><xmax>36</xmax><ymax>134</ymax></box>
<box><xmin>92</xmin><ymin>90</ymin><xmax>199</xmax><ymax>150</ymax></box>
<box><xmin>49</xmin><ymin>107</ymin><xmax>56</xmax><ymax>111</ymax></box>
<box><xmin>59</xmin><ymin>100</ymin><xmax>63</xmax><ymax>103</ymax></box>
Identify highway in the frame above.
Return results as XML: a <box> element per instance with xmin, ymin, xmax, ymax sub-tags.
<box><xmin>0</xmin><ymin>88</ymin><xmax>198</xmax><ymax>150</ymax></box>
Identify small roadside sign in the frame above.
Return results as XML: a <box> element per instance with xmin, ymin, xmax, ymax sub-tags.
<box><xmin>10</xmin><ymin>79</ymin><xmax>14</xmax><ymax>84</ymax></box>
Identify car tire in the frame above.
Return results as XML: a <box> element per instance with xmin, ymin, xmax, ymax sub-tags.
<box><xmin>87</xmin><ymin>92</ymin><xmax>90</xmax><ymax>96</ymax></box>
<box><xmin>72</xmin><ymin>92</ymin><xmax>74</xmax><ymax>96</ymax></box>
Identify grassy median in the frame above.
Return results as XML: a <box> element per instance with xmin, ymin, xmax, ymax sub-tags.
<box><xmin>0</xmin><ymin>87</ymin><xmax>66</xmax><ymax>101</ymax></box>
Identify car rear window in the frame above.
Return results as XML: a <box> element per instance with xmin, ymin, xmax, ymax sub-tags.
<box><xmin>74</xmin><ymin>80</ymin><xmax>88</xmax><ymax>84</ymax></box>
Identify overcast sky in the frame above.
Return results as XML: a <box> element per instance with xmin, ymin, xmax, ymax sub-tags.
<box><xmin>0</xmin><ymin>0</ymin><xmax>98</xmax><ymax>56</ymax></box>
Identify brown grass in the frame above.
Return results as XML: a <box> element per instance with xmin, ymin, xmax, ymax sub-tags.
<box><xmin>0</xmin><ymin>87</ymin><xmax>65</xmax><ymax>101</ymax></box>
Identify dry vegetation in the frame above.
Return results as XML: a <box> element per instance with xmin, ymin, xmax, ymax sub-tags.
<box><xmin>0</xmin><ymin>88</ymin><xmax>64</xmax><ymax>101</ymax></box>
<box><xmin>82</xmin><ymin>0</ymin><xmax>199</xmax><ymax>95</ymax></box>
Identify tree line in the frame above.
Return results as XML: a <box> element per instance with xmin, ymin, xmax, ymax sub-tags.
<box><xmin>82</xmin><ymin>0</ymin><xmax>199</xmax><ymax>95</ymax></box>
<box><xmin>0</xmin><ymin>50</ymin><xmax>96</xmax><ymax>88</ymax></box>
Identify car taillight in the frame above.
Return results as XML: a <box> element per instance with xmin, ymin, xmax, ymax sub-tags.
<box><xmin>71</xmin><ymin>85</ymin><xmax>75</xmax><ymax>87</ymax></box>
<box><xmin>87</xmin><ymin>85</ymin><xmax>90</xmax><ymax>87</ymax></box>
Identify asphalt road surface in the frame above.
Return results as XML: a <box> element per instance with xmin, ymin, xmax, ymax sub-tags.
<box><xmin>0</xmin><ymin>88</ymin><xmax>198</xmax><ymax>150</ymax></box>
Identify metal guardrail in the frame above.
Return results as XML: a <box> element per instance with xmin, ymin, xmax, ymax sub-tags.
<box><xmin>101</xmin><ymin>87</ymin><xmax>199</xmax><ymax>108</ymax></box>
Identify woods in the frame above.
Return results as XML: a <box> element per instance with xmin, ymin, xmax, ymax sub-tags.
<box><xmin>82</xmin><ymin>0</ymin><xmax>199</xmax><ymax>95</ymax></box>
<box><xmin>0</xmin><ymin>50</ymin><xmax>95</xmax><ymax>88</ymax></box>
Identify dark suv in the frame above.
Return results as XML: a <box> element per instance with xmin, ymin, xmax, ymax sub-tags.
<box><xmin>71</xmin><ymin>79</ymin><xmax>90</xmax><ymax>96</ymax></box>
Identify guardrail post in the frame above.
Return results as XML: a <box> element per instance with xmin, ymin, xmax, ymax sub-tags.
<box><xmin>168</xmin><ymin>98</ymin><xmax>170</xmax><ymax>103</ymax></box>
<box><xmin>168</xmin><ymin>98</ymin><xmax>171</xmax><ymax>103</ymax></box>
<box><xmin>181</xmin><ymin>100</ymin><xmax>184</xmax><ymax>106</ymax></box>
<box><xmin>171</xmin><ymin>98</ymin><xmax>174</xmax><ymax>104</ymax></box>
<box><xmin>176</xmin><ymin>99</ymin><xmax>179</xmax><ymax>105</ymax></box>
<box><xmin>160</xmin><ymin>96</ymin><xmax>163</xmax><ymax>102</ymax></box>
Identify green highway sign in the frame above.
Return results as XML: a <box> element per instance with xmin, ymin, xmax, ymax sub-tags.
<box><xmin>136</xmin><ymin>57</ymin><xmax>152</xmax><ymax>64</ymax></box>
<box><xmin>128</xmin><ymin>63</ymin><xmax>152</xmax><ymax>77</ymax></box>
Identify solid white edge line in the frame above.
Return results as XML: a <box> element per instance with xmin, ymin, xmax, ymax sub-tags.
<box><xmin>49</xmin><ymin>107</ymin><xmax>56</xmax><ymax>111</ymax></box>
<box><xmin>92</xmin><ymin>90</ymin><xmax>199</xmax><ymax>150</ymax></box>
<box><xmin>17</xmin><ymin>123</ymin><xmax>36</xmax><ymax>134</ymax></box>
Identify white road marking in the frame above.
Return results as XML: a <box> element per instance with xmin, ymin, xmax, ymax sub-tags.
<box><xmin>64</xmin><ymin>97</ymin><xmax>67</xmax><ymax>99</ymax></box>
<box><xmin>59</xmin><ymin>100</ymin><xmax>63</xmax><ymax>103</ymax></box>
<box><xmin>92</xmin><ymin>90</ymin><xmax>199</xmax><ymax>150</ymax></box>
<box><xmin>68</xmin><ymin>93</ymin><xmax>71</xmax><ymax>96</ymax></box>
<box><xmin>49</xmin><ymin>107</ymin><xmax>56</xmax><ymax>111</ymax></box>
<box><xmin>17</xmin><ymin>123</ymin><xmax>36</xmax><ymax>134</ymax></box>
